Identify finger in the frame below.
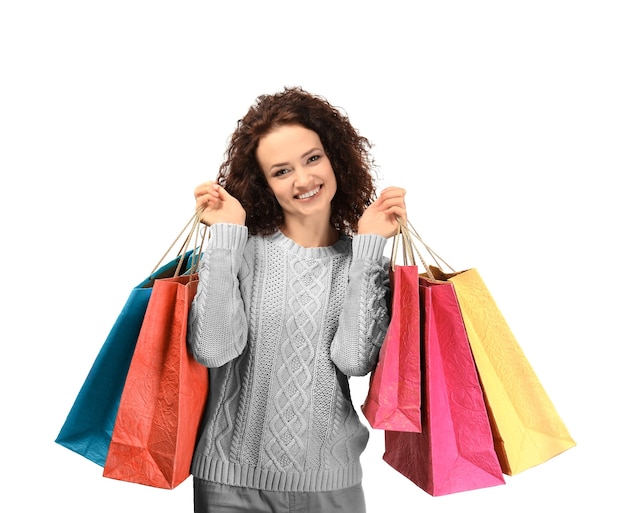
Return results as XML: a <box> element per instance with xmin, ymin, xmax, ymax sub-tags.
<box><xmin>196</xmin><ymin>190</ymin><xmax>223</xmax><ymax>212</ymax></box>
<box><xmin>194</xmin><ymin>181</ymin><xmax>220</xmax><ymax>199</ymax></box>
<box><xmin>382</xmin><ymin>205</ymin><xmax>407</xmax><ymax>223</ymax></box>
<box><xmin>378</xmin><ymin>186</ymin><xmax>406</xmax><ymax>199</ymax></box>
<box><xmin>376</xmin><ymin>188</ymin><xmax>405</xmax><ymax>208</ymax></box>
<box><xmin>368</xmin><ymin>203</ymin><xmax>402</xmax><ymax>221</ymax></box>
<box><xmin>376</xmin><ymin>197</ymin><xmax>406</xmax><ymax>213</ymax></box>
<box><xmin>214</xmin><ymin>184</ymin><xmax>233</xmax><ymax>201</ymax></box>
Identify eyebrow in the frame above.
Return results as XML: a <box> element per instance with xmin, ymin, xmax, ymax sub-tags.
<box><xmin>269</xmin><ymin>148</ymin><xmax>322</xmax><ymax>171</ymax></box>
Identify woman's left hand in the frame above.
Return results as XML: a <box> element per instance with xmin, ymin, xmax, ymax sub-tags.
<box><xmin>358</xmin><ymin>186</ymin><xmax>407</xmax><ymax>238</ymax></box>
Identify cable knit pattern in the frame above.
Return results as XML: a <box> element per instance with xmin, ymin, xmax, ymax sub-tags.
<box><xmin>188</xmin><ymin>224</ymin><xmax>390</xmax><ymax>492</ymax></box>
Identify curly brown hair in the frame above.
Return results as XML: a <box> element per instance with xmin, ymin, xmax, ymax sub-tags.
<box><xmin>216</xmin><ymin>87</ymin><xmax>377</xmax><ymax>235</ymax></box>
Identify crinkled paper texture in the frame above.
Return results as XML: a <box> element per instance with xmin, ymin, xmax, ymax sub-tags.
<box><xmin>103</xmin><ymin>274</ymin><xmax>209</xmax><ymax>489</ymax></box>
<box><xmin>384</xmin><ymin>277</ymin><xmax>504</xmax><ymax>496</ymax></box>
<box><xmin>362</xmin><ymin>265</ymin><xmax>422</xmax><ymax>432</ymax></box>
<box><xmin>55</xmin><ymin>253</ymin><xmax>193</xmax><ymax>467</ymax></box>
<box><xmin>445</xmin><ymin>268</ymin><xmax>576</xmax><ymax>475</ymax></box>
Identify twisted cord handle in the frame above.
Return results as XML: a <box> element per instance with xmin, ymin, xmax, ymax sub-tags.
<box><xmin>392</xmin><ymin>217</ymin><xmax>455</xmax><ymax>279</ymax></box>
<box><xmin>151</xmin><ymin>206</ymin><xmax>207</xmax><ymax>276</ymax></box>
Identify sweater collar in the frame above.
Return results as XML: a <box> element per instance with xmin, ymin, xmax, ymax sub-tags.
<box><xmin>266</xmin><ymin>230</ymin><xmax>350</xmax><ymax>259</ymax></box>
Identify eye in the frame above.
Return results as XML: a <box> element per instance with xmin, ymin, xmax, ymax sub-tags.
<box><xmin>307</xmin><ymin>154</ymin><xmax>321</xmax><ymax>164</ymax></box>
<box><xmin>274</xmin><ymin>168</ymin><xmax>290</xmax><ymax>177</ymax></box>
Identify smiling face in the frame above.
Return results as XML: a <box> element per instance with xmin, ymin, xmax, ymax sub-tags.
<box><xmin>256</xmin><ymin>124</ymin><xmax>337</xmax><ymax>229</ymax></box>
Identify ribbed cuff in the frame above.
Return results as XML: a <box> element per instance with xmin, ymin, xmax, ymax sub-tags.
<box><xmin>352</xmin><ymin>234</ymin><xmax>387</xmax><ymax>262</ymax></box>
<box><xmin>208</xmin><ymin>223</ymin><xmax>248</xmax><ymax>249</ymax></box>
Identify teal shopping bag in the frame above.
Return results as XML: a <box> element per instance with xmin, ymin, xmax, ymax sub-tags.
<box><xmin>55</xmin><ymin>251</ymin><xmax>194</xmax><ymax>466</ymax></box>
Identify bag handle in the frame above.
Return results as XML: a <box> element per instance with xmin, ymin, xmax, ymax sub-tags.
<box><xmin>391</xmin><ymin>217</ymin><xmax>456</xmax><ymax>279</ymax></box>
<box><xmin>151</xmin><ymin>206</ymin><xmax>208</xmax><ymax>276</ymax></box>
<box><xmin>390</xmin><ymin>221</ymin><xmax>416</xmax><ymax>268</ymax></box>
<box><xmin>183</xmin><ymin>211</ymin><xmax>208</xmax><ymax>275</ymax></box>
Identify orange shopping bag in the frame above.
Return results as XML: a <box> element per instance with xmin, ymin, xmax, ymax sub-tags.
<box><xmin>103</xmin><ymin>211</ymin><xmax>209</xmax><ymax>489</ymax></box>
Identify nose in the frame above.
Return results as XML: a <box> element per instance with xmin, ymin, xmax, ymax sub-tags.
<box><xmin>292</xmin><ymin>166</ymin><xmax>310</xmax><ymax>187</ymax></box>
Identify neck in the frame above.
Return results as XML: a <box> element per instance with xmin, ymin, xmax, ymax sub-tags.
<box><xmin>280</xmin><ymin>219</ymin><xmax>339</xmax><ymax>248</ymax></box>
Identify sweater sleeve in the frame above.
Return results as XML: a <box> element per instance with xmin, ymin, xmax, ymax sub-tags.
<box><xmin>187</xmin><ymin>223</ymin><xmax>249</xmax><ymax>368</ymax></box>
<box><xmin>330</xmin><ymin>234</ymin><xmax>391</xmax><ymax>376</ymax></box>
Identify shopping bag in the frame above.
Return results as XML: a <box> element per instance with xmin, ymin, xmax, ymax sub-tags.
<box><xmin>432</xmin><ymin>266</ymin><xmax>576</xmax><ymax>475</ymax></box>
<box><xmin>362</xmin><ymin>224</ymin><xmax>422</xmax><ymax>432</ymax></box>
<box><xmin>383</xmin><ymin>274</ymin><xmax>505</xmax><ymax>496</ymax></box>
<box><xmin>102</xmin><ymin>272</ymin><xmax>209</xmax><ymax>488</ymax></box>
<box><xmin>401</xmin><ymin>219</ymin><xmax>575</xmax><ymax>475</ymax></box>
<box><xmin>55</xmin><ymin>251</ymin><xmax>193</xmax><ymax>467</ymax></box>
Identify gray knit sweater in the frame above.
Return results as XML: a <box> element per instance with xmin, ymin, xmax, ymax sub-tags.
<box><xmin>188</xmin><ymin>223</ymin><xmax>390</xmax><ymax>492</ymax></box>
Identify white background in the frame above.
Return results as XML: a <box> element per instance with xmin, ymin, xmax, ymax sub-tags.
<box><xmin>1</xmin><ymin>1</ymin><xmax>624</xmax><ymax>511</ymax></box>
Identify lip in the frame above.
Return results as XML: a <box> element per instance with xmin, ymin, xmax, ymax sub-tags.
<box><xmin>295</xmin><ymin>185</ymin><xmax>322</xmax><ymax>200</ymax></box>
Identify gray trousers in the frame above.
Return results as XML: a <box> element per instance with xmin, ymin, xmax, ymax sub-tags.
<box><xmin>193</xmin><ymin>478</ymin><xmax>367</xmax><ymax>513</ymax></box>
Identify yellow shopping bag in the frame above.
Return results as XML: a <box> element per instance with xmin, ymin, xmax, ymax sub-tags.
<box><xmin>431</xmin><ymin>266</ymin><xmax>576</xmax><ymax>475</ymax></box>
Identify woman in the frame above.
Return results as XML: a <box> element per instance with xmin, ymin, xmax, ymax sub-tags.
<box><xmin>188</xmin><ymin>86</ymin><xmax>406</xmax><ymax>512</ymax></box>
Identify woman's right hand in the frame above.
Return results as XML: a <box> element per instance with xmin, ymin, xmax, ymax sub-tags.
<box><xmin>194</xmin><ymin>181</ymin><xmax>246</xmax><ymax>226</ymax></box>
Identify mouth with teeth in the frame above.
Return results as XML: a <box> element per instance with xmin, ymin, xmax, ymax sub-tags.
<box><xmin>295</xmin><ymin>186</ymin><xmax>321</xmax><ymax>200</ymax></box>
